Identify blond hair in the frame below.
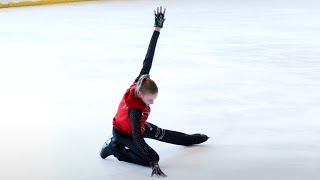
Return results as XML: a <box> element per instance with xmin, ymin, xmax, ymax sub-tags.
<box><xmin>134</xmin><ymin>74</ymin><xmax>158</xmax><ymax>96</ymax></box>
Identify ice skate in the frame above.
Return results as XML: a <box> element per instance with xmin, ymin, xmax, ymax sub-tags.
<box><xmin>100</xmin><ymin>137</ymin><xmax>113</xmax><ymax>159</ymax></box>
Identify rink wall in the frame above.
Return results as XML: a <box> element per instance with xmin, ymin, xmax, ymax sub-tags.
<box><xmin>0</xmin><ymin>0</ymin><xmax>92</xmax><ymax>8</ymax></box>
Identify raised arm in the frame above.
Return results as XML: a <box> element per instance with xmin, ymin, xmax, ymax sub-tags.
<box><xmin>134</xmin><ymin>30</ymin><xmax>160</xmax><ymax>82</ymax></box>
<box><xmin>135</xmin><ymin>6</ymin><xmax>166</xmax><ymax>82</ymax></box>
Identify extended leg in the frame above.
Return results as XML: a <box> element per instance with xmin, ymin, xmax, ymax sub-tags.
<box><xmin>143</xmin><ymin>122</ymin><xmax>208</xmax><ymax>146</ymax></box>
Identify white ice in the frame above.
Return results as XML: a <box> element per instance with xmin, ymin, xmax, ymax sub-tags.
<box><xmin>1</xmin><ymin>0</ymin><xmax>320</xmax><ymax>179</ymax></box>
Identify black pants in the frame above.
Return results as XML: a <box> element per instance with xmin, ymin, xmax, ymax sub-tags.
<box><xmin>110</xmin><ymin>122</ymin><xmax>197</xmax><ymax>166</ymax></box>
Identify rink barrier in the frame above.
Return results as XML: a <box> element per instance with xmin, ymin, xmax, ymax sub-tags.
<box><xmin>0</xmin><ymin>0</ymin><xmax>92</xmax><ymax>8</ymax></box>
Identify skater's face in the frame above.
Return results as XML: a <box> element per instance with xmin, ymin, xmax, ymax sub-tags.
<box><xmin>139</xmin><ymin>92</ymin><xmax>158</xmax><ymax>105</ymax></box>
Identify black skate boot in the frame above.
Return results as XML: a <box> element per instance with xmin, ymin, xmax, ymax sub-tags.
<box><xmin>191</xmin><ymin>133</ymin><xmax>209</xmax><ymax>144</ymax></box>
<box><xmin>100</xmin><ymin>137</ymin><xmax>113</xmax><ymax>159</ymax></box>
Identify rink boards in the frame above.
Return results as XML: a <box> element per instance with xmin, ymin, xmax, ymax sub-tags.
<box><xmin>0</xmin><ymin>0</ymin><xmax>91</xmax><ymax>8</ymax></box>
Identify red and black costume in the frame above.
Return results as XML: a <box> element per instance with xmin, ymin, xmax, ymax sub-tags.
<box><xmin>100</xmin><ymin>30</ymin><xmax>208</xmax><ymax>166</ymax></box>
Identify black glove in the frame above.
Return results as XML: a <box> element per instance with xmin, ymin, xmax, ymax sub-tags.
<box><xmin>150</xmin><ymin>161</ymin><xmax>167</xmax><ymax>177</ymax></box>
<box><xmin>154</xmin><ymin>6</ymin><xmax>166</xmax><ymax>28</ymax></box>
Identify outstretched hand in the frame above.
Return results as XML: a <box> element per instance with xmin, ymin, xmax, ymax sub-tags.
<box><xmin>154</xmin><ymin>6</ymin><xmax>166</xmax><ymax>28</ymax></box>
<box><xmin>151</xmin><ymin>161</ymin><xmax>167</xmax><ymax>178</ymax></box>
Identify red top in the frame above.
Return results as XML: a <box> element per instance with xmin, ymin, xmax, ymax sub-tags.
<box><xmin>112</xmin><ymin>82</ymin><xmax>150</xmax><ymax>134</ymax></box>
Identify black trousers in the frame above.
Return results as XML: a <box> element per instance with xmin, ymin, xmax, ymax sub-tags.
<box><xmin>110</xmin><ymin>122</ymin><xmax>197</xmax><ymax>166</ymax></box>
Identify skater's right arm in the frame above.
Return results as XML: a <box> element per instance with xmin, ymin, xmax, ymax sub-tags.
<box><xmin>134</xmin><ymin>30</ymin><xmax>160</xmax><ymax>82</ymax></box>
<box><xmin>129</xmin><ymin>6</ymin><xmax>167</xmax><ymax>178</ymax></box>
<box><xmin>134</xmin><ymin>6</ymin><xmax>166</xmax><ymax>83</ymax></box>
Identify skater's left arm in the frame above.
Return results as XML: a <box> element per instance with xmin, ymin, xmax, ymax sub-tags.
<box><xmin>129</xmin><ymin>108</ymin><xmax>159</xmax><ymax>162</ymax></box>
<box><xmin>129</xmin><ymin>108</ymin><xmax>167</xmax><ymax>177</ymax></box>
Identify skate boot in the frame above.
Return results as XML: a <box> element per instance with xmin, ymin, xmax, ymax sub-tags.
<box><xmin>191</xmin><ymin>133</ymin><xmax>209</xmax><ymax>144</ymax></box>
<box><xmin>100</xmin><ymin>137</ymin><xmax>113</xmax><ymax>159</ymax></box>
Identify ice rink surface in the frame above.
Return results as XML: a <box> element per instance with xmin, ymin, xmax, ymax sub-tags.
<box><xmin>1</xmin><ymin>0</ymin><xmax>320</xmax><ymax>179</ymax></box>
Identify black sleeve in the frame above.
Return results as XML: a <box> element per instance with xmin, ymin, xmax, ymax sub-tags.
<box><xmin>128</xmin><ymin>108</ymin><xmax>158</xmax><ymax>162</ymax></box>
<box><xmin>134</xmin><ymin>31</ymin><xmax>160</xmax><ymax>82</ymax></box>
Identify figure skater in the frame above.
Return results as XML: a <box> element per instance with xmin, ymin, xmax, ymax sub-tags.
<box><xmin>100</xmin><ymin>6</ymin><xmax>208</xmax><ymax>177</ymax></box>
